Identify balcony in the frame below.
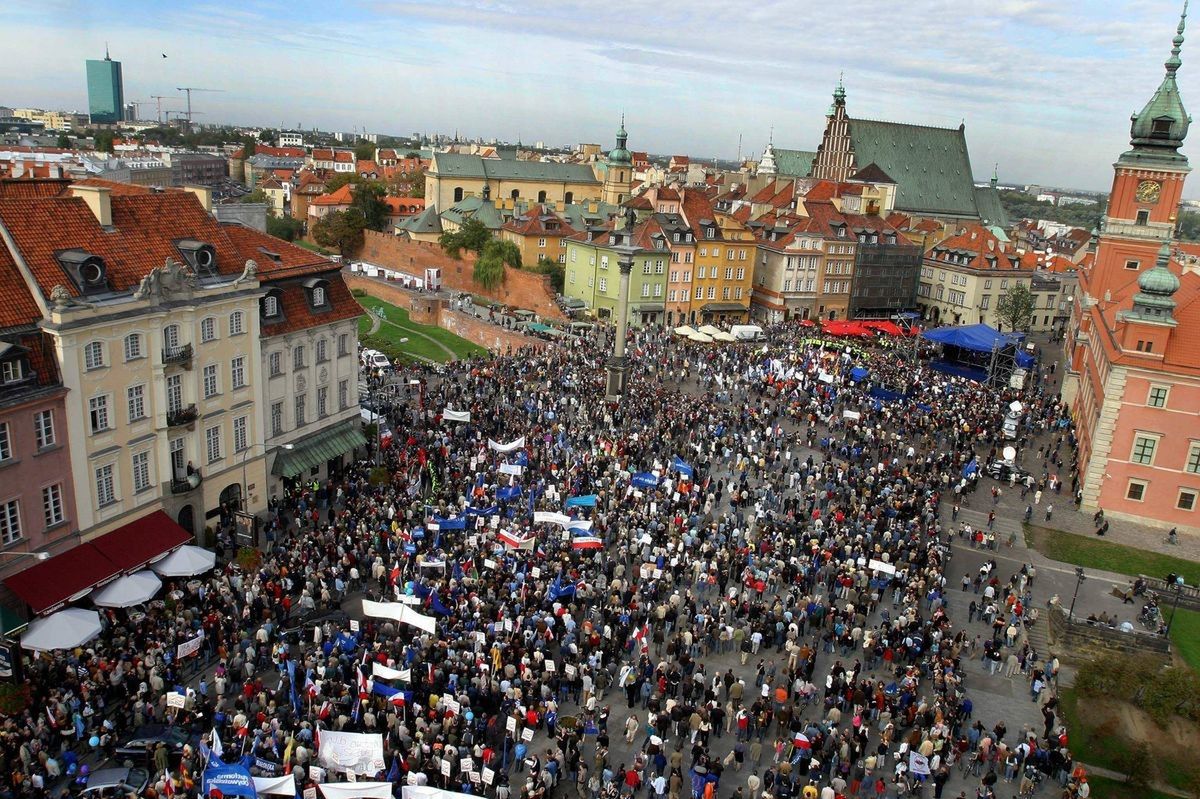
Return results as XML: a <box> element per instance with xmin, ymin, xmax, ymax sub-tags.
<box><xmin>166</xmin><ymin>404</ymin><xmax>198</xmax><ymax>428</ymax></box>
<box><xmin>170</xmin><ymin>471</ymin><xmax>203</xmax><ymax>494</ymax></box>
<box><xmin>162</xmin><ymin>343</ymin><xmax>193</xmax><ymax>368</ymax></box>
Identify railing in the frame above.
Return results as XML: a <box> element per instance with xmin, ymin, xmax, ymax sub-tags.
<box><xmin>162</xmin><ymin>343</ymin><xmax>193</xmax><ymax>366</ymax></box>
<box><xmin>170</xmin><ymin>472</ymin><xmax>202</xmax><ymax>494</ymax></box>
<box><xmin>166</xmin><ymin>404</ymin><xmax>198</xmax><ymax>427</ymax></box>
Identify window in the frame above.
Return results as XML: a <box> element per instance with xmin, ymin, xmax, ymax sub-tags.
<box><xmin>338</xmin><ymin>334</ymin><xmax>349</xmax><ymax>357</ymax></box>
<box><xmin>269</xmin><ymin>351</ymin><xmax>282</xmax><ymax>376</ymax></box>
<box><xmin>84</xmin><ymin>341</ymin><xmax>104</xmax><ymax>370</ymax></box>
<box><xmin>587</xmin><ymin>277</ymin><xmax>594</xmax><ymax>288</ymax></box>
<box><xmin>170</xmin><ymin>438</ymin><xmax>185</xmax><ymax>478</ymax></box>
<box><xmin>203</xmin><ymin>364</ymin><xmax>219</xmax><ymax>398</ymax></box>
<box><xmin>231</xmin><ymin>356</ymin><xmax>247</xmax><ymax>389</ymax></box>
<box><xmin>1137</xmin><ymin>209</ymin><xmax>1150</xmax><ymax>225</ymax></box>
<box><xmin>124</xmin><ymin>333</ymin><xmax>143</xmax><ymax>361</ymax></box>
<box><xmin>558</xmin><ymin>253</ymin><xmax>566</xmax><ymax>264</ymax></box>
<box><xmin>1126</xmin><ymin>479</ymin><xmax>1147</xmax><ymax>502</ymax></box>
<box><xmin>317</xmin><ymin>339</ymin><xmax>328</xmax><ymax>362</ymax></box>
<box><xmin>1180</xmin><ymin>489</ymin><xmax>1197</xmax><ymax>512</ymax></box>
<box><xmin>0</xmin><ymin>359</ymin><xmax>22</xmax><ymax>384</ymax></box>
<box><xmin>1131</xmin><ymin>434</ymin><xmax>1158</xmax><ymax>465</ymax></box>
<box><xmin>707</xmin><ymin>286</ymin><xmax>716</xmax><ymax>299</ymax></box>
<box><xmin>132</xmin><ymin>451</ymin><xmax>151</xmax><ymax>493</ymax></box>
<box><xmin>229</xmin><ymin>311</ymin><xmax>245</xmax><ymax>336</ymax></box>
<box><xmin>317</xmin><ymin>387</ymin><xmax>328</xmax><ymax>418</ymax></box>
<box><xmin>166</xmin><ymin>374</ymin><xmax>182</xmax><ymax>416</ymax></box>
<box><xmin>722</xmin><ymin>287</ymin><xmax>731</xmax><ymax>300</ymax></box>
<box><xmin>233</xmin><ymin>415</ymin><xmax>248</xmax><ymax>452</ymax></box>
<box><xmin>163</xmin><ymin>324</ymin><xmax>180</xmax><ymax>350</ymax></box>
<box><xmin>784</xmin><ymin>279</ymin><xmax>793</xmax><ymax>292</ymax></box>
<box><xmin>653</xmin><ymin>284</ymin><xmax>662</xmax><ymax>298</ymax></box>
<box><xmin>0</xmin><ymin>423</ymin><xmax>9</xmax><ymax>461</ymax></box>
<box><xmin>724</xmin><ymin>268</ymin><xmax>733</xmax><ymax>280</ymax></box>
<box><xmin>264</xmin><ymin>295</ymin><xmax>280</xmax><ymax>317</ymax></box>
<box><xmin>95</xmin><ymin>464</ymin><xmax>115</xmax><ymax>507</ymax></box>
<box><xmin>736</xmin><ymin>268</ymin><xmax>745</xmax><ymax>281</ymax></box>
<box><xmin>295</xmin><ymin>394</ymin><xmax>306</xmax><ymax>427</ymax></box>
<box><xmin>271</xmin><ymin>401</ymin><xmax>283</xmax><ymax>436</ymax></box>
<box><xmin>641</xmin><ymin>262</ymin><xmax>652</xmax><ymax>276</ymax></box>
<box><xmin>1148</xmin><ymin>385</ymin><xmax>1170</xmax><ymax>408</ymax></box>
<box><xmin>339</xmin><ymin>379</ymin><xmax>349</xmax><ymax>410</ymax></box>
<box><xmin>89</xmin><ymin>395</ymin><xmax>110</xmax><ymax>433</ymax></box>
<box><xmin>983</xmin><ymin>279</ymin><xmax>993</xmax><ymax>289</ymax></box>
<box><xmin>294</xmin><ymin>346</ymin><xmax>305</xmax><ymax>370</ymax></box>
<box><xmin>571</xmin><ymin>249</ymin><xmax>577</xmax><ymax>263</ymax></box>
<box><xmin>712</xmin><ymin>247</ymin><xmax>721</xmax><ymax>257</ymax></box>
<box><xmin>600</xmin><ymin>256</ymin><xmax>609</xmax><ymax>270</ymax></box>
<box><xmin>34</xmin><ymin>410</ymin><xmax>54</xmax><ymax>449</ymax></box>
<box><xmin>735</xmin><ymin>287</ymin><xmax>743</xmax><ymax>300</ymax></box>
<box><xmin>669</xmin><ymin>290</ymin><xmax>677</xmax><ymax>302</ymax></box>
<box><xmin>655</xmin><ymin>260</ymin><xmax>665</xmax><ymax>274</ymax></box>
<box><xmin>1125</xmin><ymin>260</ymin><xmax>1140</xmax><ymax>271</ymax></box>
<box><xmin>980</xmin><ymin>296</ymin><xmax>991</xmax><ymax>310</ymax></box>
<box><xmin>538</xmin><ymin>238</ymin><xmax>546</xmax><ymax>248</ymax></box>
<box><xmin>312</xmin><ymin>286</ymin><xmax>326</xmax><ymax>306</ymax></box>
<box><xmin>598</xmin><ymin>278</ymin><xmax>608</xmax><ymax>293</ymax></box>
<box><xmin>0</xmin><ymin>500</ymin><xmax>19</xmax><ymax>545</ymax></box>
<box><xmin>205</xmin><ymin>425</ymin><xmax>223</xmax><ymax>463</ymax></box>
<box><xmin>126</xmin><ymin>384</ymin><xmax>146</xmax><ymax>423</ymax></box>
<box><xmin>640</xmin><ymin>283</ymin><xmax>650</xmax><ymax>298</ymax></box>
<box><xmin>200</xmin><ymin>317</ymin><xmax>216</xmax><ymax>342</ymax></box>
<box><xmin>682</xmin><ymin>271</ymin><xmax>691</xmax><ymax>282</ymax></box>
<box><xmin>42</xmin><ymin>485</ymin><xmax>63</xmax><ymax>527</ymax></box>
<box><xmin>1187</xmin><ymin>444</ymin><xmax>1200</xmax><ymax>474</ymax></box>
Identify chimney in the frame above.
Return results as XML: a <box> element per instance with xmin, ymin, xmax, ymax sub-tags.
<box><xmin>71</xmin><ymin>184</ymin><xmax>112</xmax><ymax>227</ymax></box>
<box><xmin>185</xmin><ymin>185</ymin><xmax>213</xmax><ymax>213</ymax></box>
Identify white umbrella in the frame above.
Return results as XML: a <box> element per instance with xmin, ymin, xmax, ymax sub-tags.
<box><xmin>697</xmin><ymin>325</ymin><xmax>722</xmax><ymax>336</ymax></box>
<box><xmin>21</xmin><ymin>608</ymin><xmax>103</xmax><ymax>651</ymax></box>
<box><xmin>673</xmin><ymin>326</ymin><xmax>696</xmax><ymax>336</ymax></box>
<box><xmin>688</xmin><ymin>332</ymin><xmax>713</xmax><ymax>343</ymax></box>
<box><xmin>91</xmin><ymin>571</ymin><xmax>162</xmax><ymax>608</ymax></box>
<box><xmin>150</xmin><ymin>545</ymin><xmax>216</xmax><ymax>577</ymax></box>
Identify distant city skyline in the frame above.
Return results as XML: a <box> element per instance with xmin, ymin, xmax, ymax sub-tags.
<box><xmin>2</xmin><ymin>0</ymin><xmax>1197</xmax><ymax>195</ymax></box>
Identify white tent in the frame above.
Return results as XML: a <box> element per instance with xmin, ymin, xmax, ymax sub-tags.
<box><xmin>21</xmin><ymin>608</ymin><xmax>103</xmax><ymax>651</ymax></box>
<box><xmin>688</xmin><ymin>332</ymin><xmax>713</xmax><ymax>343</ymax></box>
<box><xmin>712</xmin><ymin>331</ymin><xmax>737</xmax><ymax>342</ymax></box>
<box><xmin>697</xmin><ymin>325</ymin><xmax>722</xmax><ymax>336</ymax></box>
<box><xmin>91</xmin><ymin>571</ymin><xmax>162</xmax><ymax>608</ymax></box>
<box><xmin>673</xmin><ymin>326</ymin><xmax>696</xmax><ymax>336</ymax></box>
<box><xmin>150</xmin><ymin>545</ymin><xmax>215</xmax><ymax>577</ymax></box>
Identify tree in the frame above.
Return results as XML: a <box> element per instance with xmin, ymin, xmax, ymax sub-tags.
<box><xmin>56</xmin><ymin>134</ymin><xmax>71</xmax><ymax>148</ymax></box>
<box><xmin>350</xmin><ymin>181</ymin><xmax>390</xmax><ymax>232</ymax></box>
<box><xmin>998</xmin><ymin>190</ymin><xmax>1104</xmax><ymax>230</ymax></box>
<box><xmin>324</xmin><ymin>172</ymin><xmax>363</xmax><ymax>193</ymax></box>
<box><xmin>312</xmin><ymin>209</ymin><xmax>366</xmax><ymax>257</ymax></box>
<box><xmin>267</xmin><ymin>214</ymin><xmax>304</xmax><ymax>242</ymax></box>
<box><xmin>439</xmin><ymin>218</ymin><xmax>492</xmax><ymax>259</ymax></box>
<box><xmin>257</xmin><ymin>128</ymin><xmax>278</xmax><ymax>146</ymax></box>
<box><xmin>534</xmin><ymin>256</ymin><xmax>565</xmax><ymax>293</ymax></box>
<box><xmin>93</xmin><ymin>130</ymin><xmax>115</xmax><ymax>153</ymax></box>
<box><xmin>473</xmin><ymin>239</ymin><xmax>520</xmax><ymax>289</ymax></box>
<box><xmin>241</xmin><ymin>188</ymin><xmax>268</xmax><ymax>204</ymax></box>
<box><xmin>995</xmin><ymin>282</ymin><xmax>1036</xmax><ymax>332</ymax></box>
<box><xmin>354</xmin><ymin>142</ymin><xmax>376</xmax><ymax>161</ymax></box>
<box><xmin>1178</xmin><ymin>210</ymin><xmax>1200</xmax><ymax>242</ymax></box>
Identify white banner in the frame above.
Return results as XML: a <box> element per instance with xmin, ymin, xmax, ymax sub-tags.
<box><xmin>373</xmin><ymin>663</ymin><xmax>406</xmax><ymax>681</ymax></box>
<box><xmin>488</xmin><ymin>437</ymin><xmax>526</xmax><ymax>453</ymax></box>
<box><xmin>842</xmin><ymin>410</ymin><xmax>861</xmax><ymax>420</ymax></box>
<box><xmin>499</xmin><ymin>464</ymin><xmax>523</xmax><ymax>476</ymax></box>
<box><xmin>316</xmin><ymin>730</ymin><xmax>385</xmax><ymax>776</ymax></box>
<box><xmin>405</xmin><ymin>786</ymin><xmax>482</xmax><ymax>799</ymax></box>
<box><xmin>166</xmin><ymin>691</ymin><xmax>187</xmax><ymax>709</ymax></box>
<box><xmin>868</xmin><ymin>558</ymin><xmax>897</xmax><ymax>575</ymax></box>
<box><xmin>255</xmin><ymin>776</ymin><xmax>297</xmax><ymax>797</ymax></box>
<box><xmin>361</xmin><ymin>600</ymin><xmax>437</xmax><ymax>634</ymax></box>
<box><xmin>443</xmin><ymin>409</ymin><xmax>471</xmax><ymax>423</ymax></box>
<box><xmin>534</xmin><ymin>511</ymin><xmax>572</xmax><ymax>526</ymax></box>
<box><xmin>908</xmin><ymin>752</ymin><xmax>930</xmax><ymax>776</ymax></box>
<box><xmin>320</xmin><ymin>782</ymin><xmax>395</xmax><ymax>799</ymax></box>
<box><xmin>176</xmin><ymin>633</ymin><xmax>203</xmax><ymax>660</ymax></box>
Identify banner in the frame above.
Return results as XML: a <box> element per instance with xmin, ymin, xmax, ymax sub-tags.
<box><xmin>321</xmin><ymin>784</ymin><xmax>395</xmax><ymax>799</ymax></box>
<box><xmin>534</xmin><ymin>511</ymin><xmax>572</xmax><ymax>526</ymax></box>
<box><xmin>671</xmin><ymin>456</ymin><xmax>694</xmax><ymax>478</ymax></box>
<box><xmin>442</xmin><ymin>409</ymin><xmax>471</xmax><ymax>423</ymax></box>
<box><xmin>499</xmin><ymin>464</ymin><xmax>523</xmax><ymax>476</ymax></box>
<box><xmin>563</xmin><ymin>495</ymin><xmax>598</xmax><ymax>509</ymax></box>
<box><xmin>316</xmin><ymin>730</ymin><xmax>386</xmax><ymax>776</ymax></box>
<box><xmin>254</xmin><ymin>776</ymin><xmax>295</xmax><ymax>797</ymax></box>
<box><xmin>487</xmin><ymin>437</ymin><xmax>526</xmax><ymax>453</ymax></box>
<box><xmin>431</xmin><ymin>515</ymin><xmax>466</xmax><ymax>531</ymax></box>
<box><xmin>361</xmin><ymin>601</ymin><xmax>437</xmax><ymax>634</ymax></box>
<box><xmin>631</xmin><ymin>473</ymin><xmax>659</xmax><ymax>489</ymax></box>
<box><xmin>373</xmin><ymin>663</ymin><xmax>407</xmax><ymax>682</ymax></box>
<box><xmin>908</xmin><ymin>752</ymin><xmax>930</xmax><ymax>776</ymax></box>
<box><xmin>203</xmin><ymin>763</ymin><xmax>257</xmax><ymax>799</ymax></box>
<box><xmin>177</xmin><ymin>633</ymin><xmax>204</xmax><ymax>660</ymax></box>
<box><xmin>404</xmin><ymin>786</ymin><xmax>482</xmax><ymax>799</ymax></box>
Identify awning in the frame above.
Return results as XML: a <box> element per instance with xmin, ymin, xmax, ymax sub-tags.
<box><xmin>631</xmin><ymin>303</ymin><xmax>664</xmax><ymax>313</ymax></box>
<box><xmin>700</xmin><ymin>302</ymin><xmax>746</xmax><ymax>313</ymax></box>
<box><xmin>5</xmin><ymin>510</ymin><xmax>192</xmax><ymax>615</ymax></box>
<box><xmin>272</xmin><ymin>422</ymin><xmax>366</xmax><ymax>478</ymax></box>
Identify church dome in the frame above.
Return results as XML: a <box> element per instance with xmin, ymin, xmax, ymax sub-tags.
<box><xmin>1129</xmin><ymin>4</ymin><xmax>1192</xmax><ymax>153</ymax></box>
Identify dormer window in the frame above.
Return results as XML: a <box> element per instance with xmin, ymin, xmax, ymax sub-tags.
<box><xmin>303</xmin><ymin>279</ymin><xmax>330</xmax><ymax>310</ymax></box>
<box><xmin>56</xmin><ymin>249</ymin><xmax>108</xmax><ymax>295</ymax></box>
<box><xmin>0</xmin><ymin>358</ymin><xmax>26</xmax><ymax>385</ymax></box>
<box><xmin>1152</xmin><ymin>117</ymin><xmax>1173</xmax><ymax>138</ymax></box>
<box><xmin>176</xmin><ymin>240</ymin><xmax>218</xmax><ymax>275</ymax></box>
<box><xmin>263</xmin><ymin>292</ymin><xmax>282</xmax><ymax>319</ymax></box>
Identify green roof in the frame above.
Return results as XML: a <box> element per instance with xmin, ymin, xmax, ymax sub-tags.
<box><xmin>272</xmin><ymin>421</ymin><xmax>366</xmax><ymax>478</ymax></box>
<box><xmin>432</xmin><ymin>152</ymin><xmax>599</xmax><ymax>184</ymax></box>
<box><xmin>398</xmin><ymin>203</ymin><xmax>442</xmax><ymax>234</ymax></box>
<box><xmin>774</xmin><ymin>148</ymin><xmax>816</xmax><ymax>177</ymax></box>
<box><xmin>848</xmin><ymin>118</ymin><xmax>979</xmax><ymax>217</ymax></box>
<box><xmin>973</xmin><ymin>186</ymin><xmax>1010</xmax><ymax>228</ymax></box>
<box><xmin>441</xmin><ymin>195</ymin><xmax>506</xmax><ymax>230</ymax></box>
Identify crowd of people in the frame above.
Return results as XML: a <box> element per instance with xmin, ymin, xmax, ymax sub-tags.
<box><xmin>1</xmin><ymin>320</ymin><xmax>1091</xmax><ymax>799</ymax></box>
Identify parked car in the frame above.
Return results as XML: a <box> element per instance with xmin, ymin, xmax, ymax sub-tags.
<box><xmin>80</xmin><ymin>768</ymin><xmax>149</xmax><ymax>799</ymax></box>
<box><xmin>115</xmin><ymin>726</ymin><xmax>192</xmax><ymax>764</ymax></box>
<box><xmin>986</xmin><ymin>460</ymin><xmax>1029</xmax><ymax>482</ymax></box>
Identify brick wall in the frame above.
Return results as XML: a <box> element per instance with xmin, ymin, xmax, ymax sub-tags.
<box><xmin>357</xmin><ymin>231</ymin><xmax>565</xmax><ymax>319</ymax></box>
<box><xmin>345</xmin><ymin>272</ymin><xmax>545</xmax><ymax>355</ymax></box>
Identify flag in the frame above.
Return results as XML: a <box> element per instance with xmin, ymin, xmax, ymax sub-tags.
<box><xmin>164</xmin><ymin>775</ymin><xmax>175</xmax><ymax>798</ymax></box>
<box><xmin>305</xmin><ymin>673</ymin><xmax>318</xmax><ymax>698</ymax></box>
<box><xmin>499</xmin><ymin>530</ymin><xmax>535</xmax><ymax>550</ymax></box>
<box><xmin>356</xmin><ymin>662</ymin><xmax>370</xmax><ymax>699</ymax></box>
<box><xmin>794</xmin><ymin>733</ymin><xmax>811</xmax><ymax>750</ymax></box>
<box><xmin>387</xmin><ymin>755</ymin><xmax>401</xmax><ymax>783</ymax></box>
<box><xmin>429</xmin><ymin>592</ymin><xmax>452</xmax><ymax>616</ymax></box>
<box><xmin>633</xmin><ymin>623</ymin><xmax>649</xmax><ymax>654</ymax></box>
<box><xmin>572</xmin><ymin>535</ymin><xmax>603</xmax><ymax>550</ymax></box>
<box><xmin>210</xmin><ymin>726</ymin><xmax>225</xmax><ymax>761</ymax></box>
<box><xmin>45</xmin><ymin>707</ymin><xmax>57</xmax><ymax>730</ymax></box>
<box><xmin>547</xmin><ymin>575</ymin><xmax>577</xmax><ymax>601</ymax></box>
<box><xmin>389</xmin><ymin>565</ymin><xmax>401</xmax><ymax>585</ymax></box>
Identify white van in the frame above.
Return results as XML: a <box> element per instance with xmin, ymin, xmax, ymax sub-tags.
<box><xmin>730</xmin><ymin>324</ymin><xmax>764</xmax><ymax>341</ymax></box>
<box><xmin>360</xmin><ymin>349</ymin><xmax>392</xmax><ymax>372</ymax></box>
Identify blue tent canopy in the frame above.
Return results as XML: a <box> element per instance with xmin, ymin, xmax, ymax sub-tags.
<box><xmin>564</xmin><ymin>494</ymin><xmax>597</xmax><ymax>508</ymax></box>
<box><xmin>849</xmin><ymin>367</ymin><xmax>869</xmax><ymax>382</ymax></box>
<box><xmin>922</xmin><ymin>323</ymin><xmax>1022</xmax><ymax>353</ymax></box>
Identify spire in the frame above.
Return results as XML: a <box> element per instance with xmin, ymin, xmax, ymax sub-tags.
<box><xmin>105</xmin><ymin>42</ymin><xmax>111</xmax><ymax>60</ymax></box>
<box><xmin>990</xmin><ymin>163</ymin><xmax>998</xmax><ymax>189</ymax></box>
<box><xmin>1127</xmin><ymin>1</ymin><xmax>1192</xmax><ymax>157</ymax></box>
<box><xmin>1167</xmin><ymin>0</ymin><xmax>1188</xmax><ymax>75</ymax></box>
<box><xmin>833</xmin><ymin>72</ymin><xmax>846</xmax><ymax>105</ymax></box>
<box><xmin>1129</xmin><ymin>240</ymin><xmax>1181</xmax><ymax>321</ymax></box>
<box><xmin>608</xmin><ymin>115</ymin><xmax>631</xmax><ymax>166</ymax></box>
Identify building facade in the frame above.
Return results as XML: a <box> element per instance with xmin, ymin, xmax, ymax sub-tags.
<box><xmin>85</xmin><ymin>51</ymin><xmax>124</xmax><ymax>124</ymax></box>
<box><xmin>425</xmin><ymin>153</ymin><xmax>602</xmax><ymax>211</ymax></box>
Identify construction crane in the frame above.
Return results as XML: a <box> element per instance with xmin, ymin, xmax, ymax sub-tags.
<box><xmin>176</xmin><ymin>87</ymin><xmax>225</xmax><ymax>126</ymax></box>
<box><xmin>150</xmin><ymin>95</ymin><xmax>176</xmax><ymax>125</ymax></box>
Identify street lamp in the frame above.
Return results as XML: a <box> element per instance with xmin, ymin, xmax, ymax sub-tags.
<box><xmin>240</xmin><ymin>442</ymin><xmax>294</xmax><ymax>514</ymax></box>
<box><xmin>605</xmin><ymin>207</ymin><xmax>639</xmax><ymax>401</ymax></box>
<box><xmin>1067</xmin><ymin>566</ymin><xmax>1086</xmax><ymax>620</ymax></box>
<box><xmin>1166</xmin><ymin>575</ymin><xmax>1186</xmax><ymax>636</ymax></box>
<box><xmin>0</xmin><ymin>551</ymin><xmax>50</xmax><ymax>561</ymax></box>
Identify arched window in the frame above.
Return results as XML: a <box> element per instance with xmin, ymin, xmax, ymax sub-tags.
<box><xmin>84</xmin><ymin>341</ymin><xmax>105</xmax><ymax>370</ymax></box>
<box><xmin>564</xmin><ymin>191</ymin><xmax>573</xmax><ymax>205</ymax></box>
<box><xmin>264</xmin><ymin>295</ymin><xmax>279</xmax><ymax>317</ymax></box>
<box><xmin>453</xmin><ymin>187</ymin><xmax>464</xmax><ymax>202</ymax></box>
<box><xmin>123</xmin><ymin>333</ymin><xmax>143</xmax><ymax>361</ymax></box>
<box><xmin>537</xmin><ymin>190</ymin><xmax>547</xmax><ymax>203</ymax></box>
<box><xmin>229</xmin><ymin>310</ymin><xmax>245</xmax><ymax>336</ymax></box>
<box><xmin>511</xmin><ymin>189</ymin><xmax>520</xmax><ymax>200</ymax></box>
<box><xmin>312</xmin><ymin>286</ymin><xmax>326</xmax><ymax>306</ymax></box>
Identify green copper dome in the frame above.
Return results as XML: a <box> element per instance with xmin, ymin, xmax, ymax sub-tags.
<box><xmin>608</xmin><ymin>115</ymin><xmax>632</xmax><ymax>166</ymax></box>
<box><xmin>1135</xmin><ymin>241</ymin><xmax>1181</xmax><ymax>310</ymax></box>
<box><xmin>1129</xmin><ymin>2</ymin><xmax>1192</xmax><ymax>155</ymax></box>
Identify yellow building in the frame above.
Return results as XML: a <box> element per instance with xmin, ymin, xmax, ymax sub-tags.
<box><xmin>424</xmin><ymin>152</ymin><xmax>602</xmax><ymax>211</ymax></box>
<box><xmin>678</xmin><ymin>190</ymin><xmax>754</xmax><ymax>324</ymax></box>
<box><xmin>500</xmin><ymin>204</ymin><xmax>573</xmax><ymax>266</ymax></box>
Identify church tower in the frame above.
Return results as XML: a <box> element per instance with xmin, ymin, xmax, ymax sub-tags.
<box><xmin>1091</xmin><ymin>2</ymin><xmax>1193</xmax><ymax>302</ymax></box>
<box><xmin>602</xmin><ymin>116</ymin><xmax>633</xmax><ymax>206</ymax></box>
<box><xmin>810</xmin><ymin>78</ymin><xmax>854</xmax><ymax>181</ymax></box>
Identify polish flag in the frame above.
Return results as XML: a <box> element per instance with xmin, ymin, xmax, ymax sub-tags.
<box><xmin>794</xmin><ymin>733</ymin><xmax>811</xmax><ymax>750</ymax></box>
<box><xmin>572</xmin><ymin>536</ymin><xmax>603</xmax><ymax>550</ymax></box>
<box><xmin>499</xmin><ymin>531</ymin><xmax>535</xmax><ymax>550</ymax></box>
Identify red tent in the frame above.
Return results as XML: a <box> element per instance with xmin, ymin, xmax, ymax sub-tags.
<box><xmin>862</xmin><ymin>321</ymin><xmax>904</xmax><ymax>336</ymax></box>
<box><xmin>822</xmin><ymin>320</ymin><xmax>873</xmax><ymax>337</ymax></box>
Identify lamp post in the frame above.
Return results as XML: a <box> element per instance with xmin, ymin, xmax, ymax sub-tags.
<box><xmin>605</xmin><ymin>207</ymin><xmax>639</xmax><ymax>401</ymax></box>
<box><xmin>0</xmin><ymin>551</ymin><xmax>50</xmax><ymax>561</ymax></box>
<box><xmin>1067</xmin><ymin>566</ymin><xmax>1086</xmax><ymax>620</ymax></box>
<box><xmin>1166</xmin><ymin>575</ymin><xmax>1186</xmax><ymax>636</ymax></box>
<box><xmin>240</xmin><ymin>442</ymin><xmax>294</xmax><ymax>515</ymax></box>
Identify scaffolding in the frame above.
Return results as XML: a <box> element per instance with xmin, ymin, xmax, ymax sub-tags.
<box><xmin>985</xmin><ymin>340</ymin><xmax>1019</xmax><ymax>388</ymax></box>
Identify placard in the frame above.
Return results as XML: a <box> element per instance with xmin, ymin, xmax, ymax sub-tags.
<box><xmin>440</xmin><ymin>760</ymin><xmax>451</xmax><ymax>777</ymax></box>
<box><xmin>482</xmin><ymin>768</ymin><xmax>495</xmax><ymax>786</ymax></box>
<box><xmin>461</xmin><ymin>758</ymin><xmax>473</xmax><ymax>772</ymax></box>
<box><xmin>531</xmin><ymin>567</ymin><xmax>541</xmax><ymax>579</ymax></box>
<box><xmin>176</xmin><ymin>632</ymin><xmax>204</xmax><ymax>660</ymax></box>
<box><xmin>470</xmin><ymin>772</ymin><xmax>481</xmax><ymax>784</ymax></box>
<box><xmin>503</xmin><ymin>619</ymin><xmax>513</xmax><ymax>632</ymax></box>
<box><xmin>565</xmin><ymin>664</ymin><xmax>577</xmax><ymax>679</ymax></box>
<box><xmin>521</xmin><ymin>727</ymin><xmax>534</xmax><ymax>742</ymax></box>
<box><xmin>506</xmin><ymin>717</ymin><xmax>517</xmax><ymax>733</ymax></box>
<box><xmin>166</xmin><ymin>691</ymin><xmax>186</xmax><ymax>709</ymax></box>
<box><xmin>304</xmin><ymin>788</ymin><xmax>318</xmax><ymax>799</ymax></box>
<box><xmin>350</xmin><ymin>620</ymin><xmax>360</xmax><ymax>632</ymax></box>
<box><xmin>483</xmin><ymin>559</ymin><xmax>497</xmax><ymax>570</ymax></box>
<box><xmin>545</xmin><ymin>660</ymin><xmax>555</xmax><ymax>673</ymax></box>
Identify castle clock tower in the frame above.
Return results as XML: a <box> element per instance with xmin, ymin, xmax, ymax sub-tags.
<box><xmin>602</xmin><ymin>117</ymin><xmax>634</xmax><ymax>206</ymax></box>
<box><xmin>1091</xmin><ymin>3</ymin><xmax>1193</xmax><ymax>302</ymax></box>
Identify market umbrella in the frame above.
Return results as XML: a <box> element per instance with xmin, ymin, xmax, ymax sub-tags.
<box><xmin>91</xmin><ymin>570</ymin><xmax>162</xmax><ymax>608</ymax></box>
<box><xmin>150</xmin><ymin>545</ymin><xmax>216</xmax><ymax>577</ymax></box>
<box><xmin>21</xmin><ymin>608</ymin><xmax>103</xmax><ymax>651</ymax></box>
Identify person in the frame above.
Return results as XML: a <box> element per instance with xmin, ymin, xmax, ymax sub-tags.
<box><xmin>1169</xmin><ymin>527</ymin><xmax>1179</xmax><ymax>545</ymax></box>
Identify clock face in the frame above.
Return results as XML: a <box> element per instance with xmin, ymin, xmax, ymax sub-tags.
<box><xmin>1136</xmin><ymin>180</ymin><xmax>1161</xmax><ymax>203</ymax></box>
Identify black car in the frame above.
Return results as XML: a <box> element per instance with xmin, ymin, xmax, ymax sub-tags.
<box><xmin>114</xmin><ymin>725</ymin><xmax>192</xmax><ymax>763</ymax></box>
<box><xmin>986</xmin><ymin>460</ymin><xmax>1029</xmax><ymax>482</ymax></box>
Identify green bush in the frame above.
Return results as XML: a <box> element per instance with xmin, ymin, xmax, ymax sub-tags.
<box><xmin>352</xmin><ymin>288</ymin><xmax>367</xmax><ymax>297</ymax></box>
<box><xmin>1075</xmin><ymin>653</ymin><xmax>1200</xmax><ymax>725</ymax></box>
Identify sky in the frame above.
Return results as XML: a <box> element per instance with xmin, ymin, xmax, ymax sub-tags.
<box><xmin>2</xmin><ymin>0</ymin><xmax>1197</xmax><ymax>194</ymax></box>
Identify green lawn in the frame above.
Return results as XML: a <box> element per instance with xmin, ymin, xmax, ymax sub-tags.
<box><xmin>1085</xmin><ymin>774</ymin><xmax>1178</xmax><ymax>799</ymax></box>
<box><xmin>1024</xmin><ymin>525</ymin><xmax>1200</xmax><ymax>585</ymax></box>
<box><xmin>356</xmin><ymin>295</ymin><xmax>486</xmax><ymax>363</ymax></box>
<box><xmin>1168</xmin><ymin>608</ymin><xmax>1200</xmax><ymax>672</ymax></box>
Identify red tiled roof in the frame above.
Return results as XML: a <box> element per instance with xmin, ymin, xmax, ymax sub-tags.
<box><xmin>310</xmin><ymin>184</ymin><xmax>355</xmax><ymax>207</ymax></box>
<box><xmin>220</xmin><ymin>223</ymin><xmax>334</xmax><ymax>277</ymax></box>
<box><xmin>384</xmin><ymin>196</ymin><xmax>425</xmax><ymax>216</ymax></box>
<box><xmin>74</xmin><ymin>177</ymin><xmax>180</xmax><ymax>196</ymax></box>
<box><xmin>926</xmin><ymin>223</ymin><xmax>1024</xmax><ymax>270</ymax></box>
<box><xmin>0</xmin><ymin>178</ymin><xmax>72</xmax><ymax>199</ymax></box>
<box><xmin>0</xmin><ymin>190</ymin><xmax>247</xmax><ymax>299</ymax></box>
<box><xmin>261</xmin><ymin>275</ymin><xmax>361</xmax><ymax>337</ymax></box>
<box><xmin>0</xmin><ymin>243</ymin><xmax>42</xmax><ymax>328</ymax></box>
<box><xmin>356</xmin><ymin>160</ymin><xmax>379</xmax><ymax>173</ymax></box>
<box><xmin>232</xmin><ymin>145</ymin><xmax>305</xmax><ymax>159</ymax></box>
<box><xmin>502</xmin><ymin>204</ymin><xmax>571</xmax><ymax>235</ymax></box>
